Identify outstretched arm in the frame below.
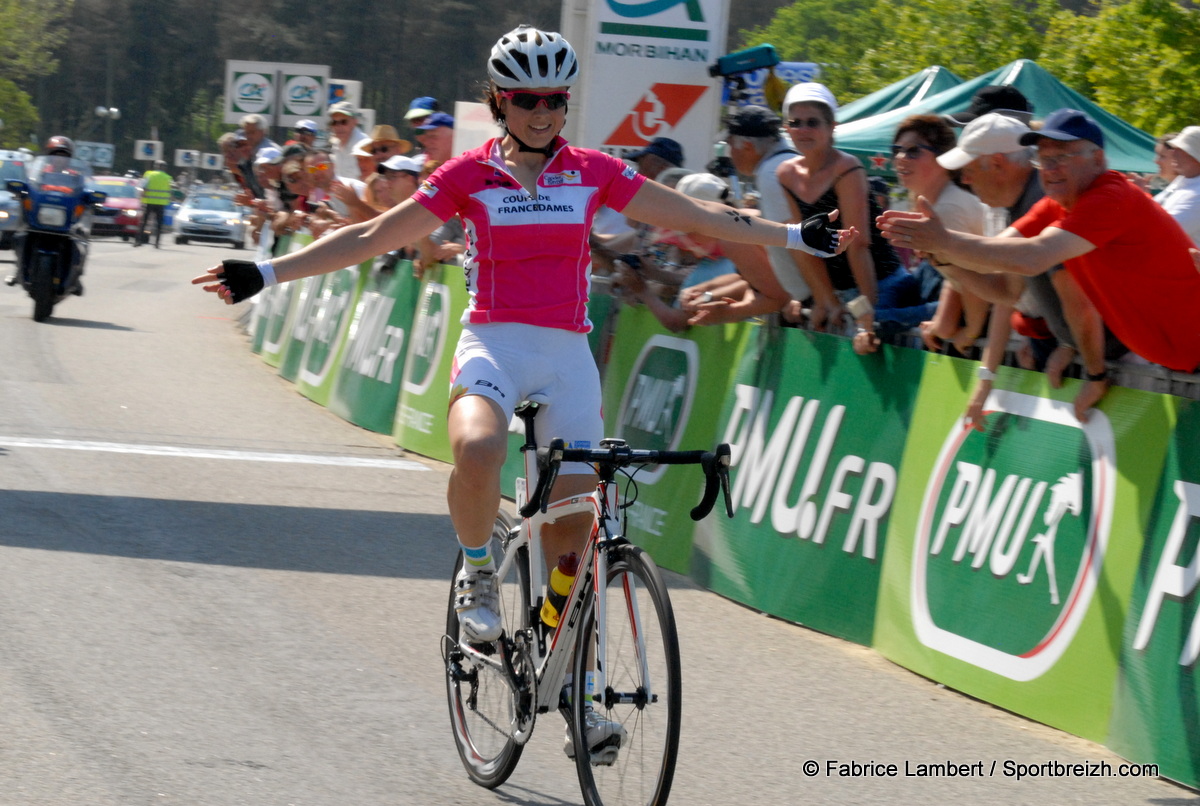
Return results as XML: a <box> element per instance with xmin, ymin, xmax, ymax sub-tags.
<box><xmin>193</xmin><ymin>198</ymin><xmax>444</xmax><ymax>303</ymax></box>
<box><xmin>621</xmin><ymin>179</ymin><xmax>857</xmax><ymax>258</ymax></box>
<box><xmin>878</xmin><ymin>196</ymin><xmax>1094</xmax><ymax>276</ymax></box>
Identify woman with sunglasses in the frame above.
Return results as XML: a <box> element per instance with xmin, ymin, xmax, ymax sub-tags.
<box><xmin>194</xmin><ymin>26</ymin><xmax>854</xmax><ymax>755</ymax></box>
<box><xmin>891</xmin><ymin>114</ymin><xmax>988</xmax><ymax>355</ymax></box>
<box><xmin>776</xmin><ymin>82</ymin><xmax>901</xmax><ymax>344</ymax></box>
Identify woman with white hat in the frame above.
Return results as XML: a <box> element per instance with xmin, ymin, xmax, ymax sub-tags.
<box><xmin>776</xmin><ymin>82</ymin><xmax>901</xmax><ymax>344</ymax></box>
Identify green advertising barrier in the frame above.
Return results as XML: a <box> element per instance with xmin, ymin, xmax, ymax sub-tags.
<box><xmin>873</xmin><ymin>357</ymin><xmax>1168</xmax><ymax>742</ymax></box>
<box><xmin>392</xmin><ymin>264</ymin><xmax>468</xmax><ymax>463</ymax></box>
<box><xmin>259</xmin><ymin>233</ymin><xmax>312</xmax><ymax>370</ymax></box>
<box><xmin>327</xmin><ymin>259</ymin><xmax>424</xmax><ymax>435</ymax></box>
<box><xmin>294</xmin><ymin>261</ymin><xmax>371</xmax><ymax>407</ymax></box>
<box><xmin>1109</xmin><ymin>395</ymin><xmax>1200</xmax><ymax>788</ymax></box>
<box><xmin>249</xmin><ymin>232</ymin><xmax>294</xmax><ymax>355</ymax></box>
<box><xmin>694</xmin><ymin>325</ymin><xmax>923</xmax><ymax>646</ymax></box>
<box><xmin>598</xmin><ymin>305</ymin><xmax>749</xmax><ymax>574</ymax></box>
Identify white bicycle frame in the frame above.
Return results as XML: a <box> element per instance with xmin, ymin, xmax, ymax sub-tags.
<box><xmin>454</xmin><ymin>421</ymin><xmax>656</xmax><ymax>742</ymax></box>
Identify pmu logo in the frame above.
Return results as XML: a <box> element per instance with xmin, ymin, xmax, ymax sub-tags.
<box><xmin>607</xmin><ymin>0</ymin><xmax>704</xmax><ymax>19</ymax></box>
<box><xmin>604</xmin><ymin>84</ymin><xmax>707</xmax><ymax>147</ymax></box>
<box><xmin>402</xmin><ymin>282</ymin><xmax>450</xmax><ymax>396</ymax></box>
<box><xmin>299</xmin><ymin>268</ymin><xmax>358</xmax><ymax>388</ymax></box>
<box><xmin>913</xmin><ymin>391</ymin><xmax>1115</xmax><ymax>681</ymax></box>
<box><xmin>616</xmin><ymin>335</ymin><xmax>697</xmax><ymax>482</ymax></box>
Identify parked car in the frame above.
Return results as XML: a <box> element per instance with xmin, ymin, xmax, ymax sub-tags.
<box><xmin>0</xmin><ymin>149</ymin><xmax>31</xmax><ymax>250</ymax></box>
<box><xmin>88</xmin><ymin>175</ymin><xmax>143</xmax><ymax>240</ymax></box>
<box><xmin>174</xmin><ymin>189</ymin><xmax>248</xmax><ymax>248</ymax></box>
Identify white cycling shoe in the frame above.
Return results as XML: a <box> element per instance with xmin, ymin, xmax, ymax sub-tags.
<box><xmin>454</xmin><ymin>565</ymin><xmax>502</xmax><ymax>643</ymax></box>
<box><xmin>565</xmin><ymin>707</ymin><xmax>627</xmax><ymax>766</ymax></box>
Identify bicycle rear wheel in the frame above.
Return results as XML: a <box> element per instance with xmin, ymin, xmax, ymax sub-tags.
<box><xmin>572</xmin><ymin>543</ymin><xmax>681</xmax><ymax>806</ymax></box>
<box><xmin>443</xmin><ymin>510</ymin><xmax>533</xmax><ymax>788</ymax></box>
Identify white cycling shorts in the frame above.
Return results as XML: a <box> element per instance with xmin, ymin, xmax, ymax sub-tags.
<box><xmin>450</xmin><ymin>322</ymin><xmax>602</xmax><ymax>475</ymax></box>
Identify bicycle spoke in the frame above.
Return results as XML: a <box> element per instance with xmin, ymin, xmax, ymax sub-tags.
<box><xmin>574</xmin><ymin>545</ymin><xmax>681</xmax><ymax>806</ymax></box>
<box><xmin>444</xmin><ymin>512</ymin><xmax>532</xmax><ymax>789</ymax></box>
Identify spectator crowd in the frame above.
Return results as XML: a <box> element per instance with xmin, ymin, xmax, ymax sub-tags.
<box><xmin>201</xmin><ymin>72</ymin><xmax>1200</xmax><ymax>420</ymax></box>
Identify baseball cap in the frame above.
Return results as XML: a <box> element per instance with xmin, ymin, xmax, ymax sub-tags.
<box><xmin>405</xmin><ymin>96</ymin><xmax>439</xmax><ymax>120</ymax></box>
<box><xmin>723</xmin><ymin>105</ymin><xmax>783</xmax><ymax>138</ymax></box>
<box><xmin>416</xmin><ymin>112</ymin><xmax>455</xmax><ymax>131</ymax></box>
<box><xmin>944</xmin><ymin>85</ymin><xmax>1033</xmax><ymax>127</ymax></box>
<box><xmin>378</xmin><ymin>155</ymin><xmax>423</xmax><ymax>174</ymax></box>
<box><xmin>782</xmin><ymin>82</ymin><xmax>839</xmax><ymax>114</ymax></box>
<box><xmin>293</xmin><ymin>119</ymin><xmax>318</xmax><ymax>133</ymax></box>
<box><xmin>254</xmin><ymin>146</ymin><xmax>284</xmax><ymax>165</ymax></box>
<box><xmin>328</xmin><ymin>101</ymin><xmax>358</xmax><ymax>119</ymax></box>
<box><xmin>675</xmin><ymin>172</ymin><xmax>730</xmax><ymax>204</ymax></box>
<box><xmin>1019</xmin><ymin>108</ymin><xmax>1105</xmax><ymax>149</ymax></box>
<box><xmin>232</xmin><ymin>128</ymin><xmax>248</xmax><ymax>143</ymax></box>
<box><xmin>937</xmin><ymin>113</ymin><xmax>1032</xmax><ymax>170</ymax></box>
<box><xmin>1168</xmin><ymin>126</ymin><xmax>1200</xmax><ymax>163</ymax></box>
<box><xmin>625</xmin><ymin>137</ymin><xmax>684</xmax><ymax>167</ymax></box>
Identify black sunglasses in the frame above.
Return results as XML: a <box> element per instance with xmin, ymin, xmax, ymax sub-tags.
<box><xmin>499</xmin><ymin>90</ymin><xmax>570</xmax><ymax>111</ymax></box>
<box><xmin>786</xmin><ymin>117</ymin><xmax>825</xmax><ymax>129</ymax></box>
<box><xmin>890</xmin><ymin>144</ymin><xmax>939</xmax><ymax>160</ymax></box>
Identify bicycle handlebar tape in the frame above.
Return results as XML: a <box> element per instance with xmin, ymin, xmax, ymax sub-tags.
<box><xmin>217</xmin><ymin>260</ymin><xmax>266</xmax><ymax>304</ymax></box>
<box><xmin>785</xmin><ymin>212</ymin><xmax>840</xmax><ymax>258</ymax></box>
<box><xmin>690</xmin><ymin>451</ymin><xmax>720</xmax><ymax>522</ymax></box>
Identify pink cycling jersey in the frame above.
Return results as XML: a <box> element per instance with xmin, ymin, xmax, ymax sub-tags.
<box><xmin>411</xmin><ymin>137</ymin><xmax>646</xmax><ymax>332</ymax></box>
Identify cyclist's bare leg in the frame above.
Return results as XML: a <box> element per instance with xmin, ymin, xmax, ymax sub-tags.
<box><xmin>541</xmin><ymin>473</ymin><xmax>597</xmax><ymax>571</ymax></box>
<box><xmin>446</xmin><ymin>394</ymin><xmax>509</xmax><ymax>549</ymax></box>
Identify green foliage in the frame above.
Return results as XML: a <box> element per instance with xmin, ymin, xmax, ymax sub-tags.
<box><xmin>744</xmin><ymin>0</ymin><xmax>1200</xmax><ymax>135</ymax></box>
<box><xmin>0</xmin><ymin>79</ymin><xmax>39</xmax><ymax>149</ymax></box>
<box><xmin>1042</xmin><ymin>0</ymin><xmax>1200</xmax><ymax>134</ymax></box>
<box><xmin>0</xmin><ymin>0</ymin><xmax>71</xmax><ymax>82</ymax></box>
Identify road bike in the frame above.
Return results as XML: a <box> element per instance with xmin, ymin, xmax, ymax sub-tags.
<box><xmin>442</xmin><ymin>401</ymin><xmax>732</xmax><ymax>806</ymax></box>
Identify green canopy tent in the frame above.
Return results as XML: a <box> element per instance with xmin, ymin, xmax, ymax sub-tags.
<box><xmin>836</xmin><ymin>66</ymin><xmax>962</xmax><ymax>124</ymax></box>
<box><xmin>833</xmin><ymin>59</ymin><xmax>1157</xmax><ymax>175</ymax></box>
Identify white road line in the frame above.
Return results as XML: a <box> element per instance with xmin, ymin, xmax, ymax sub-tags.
<box><xmin>0</xmin><ymin>437</ymin><xmax>430</xmax><ymax>471</ymax></box>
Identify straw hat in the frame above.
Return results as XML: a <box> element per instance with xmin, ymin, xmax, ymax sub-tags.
<box><xmin>363</xmin><ymin>124</ymin><xmax>412</xmax><ymax>154</ymax></box>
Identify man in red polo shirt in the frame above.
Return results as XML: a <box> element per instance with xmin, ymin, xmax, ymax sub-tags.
<box><xmin>878</xmin><ymin>108</ymin><xmax>1200</xmax><ymax>421</ymax></box>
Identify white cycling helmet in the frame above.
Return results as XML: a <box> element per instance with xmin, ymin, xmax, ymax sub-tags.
<box><xmin>488</xmin><ymin>25</ymin><xmax>579</xmax><ymax>89</ymax></box>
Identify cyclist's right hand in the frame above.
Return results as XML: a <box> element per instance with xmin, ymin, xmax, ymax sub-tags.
<box><xmin>191</xmin><ymin>260</ymin><xmax>268</xmax><ymax>304</ymax></box>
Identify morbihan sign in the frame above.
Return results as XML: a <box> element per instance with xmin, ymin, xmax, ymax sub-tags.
<box><xmin>562</xmin><ymin>0</ymin><xmax>730</xmax><ymax>169</ymax></box>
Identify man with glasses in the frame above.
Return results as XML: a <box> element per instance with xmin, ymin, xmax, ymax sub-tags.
<box><xmin>328</xmin><ymin>101</ymin><xmax>368</xmax><ymax>179</ymax></box>
<box><xmin>880</xmin><ymin>108</ymin><xmax>1200</xmax><ymax>421</ymax></box>
<box><xmin>414</xmin><ymin>113</ymin><xmax>455</xmax><ymax>165</ymax></box>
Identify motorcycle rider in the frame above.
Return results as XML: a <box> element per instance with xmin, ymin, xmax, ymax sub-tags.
<box><xmin>5</xmin><ymin>136</ymin><xmax>87</xmax><ymax>293</ymax></box>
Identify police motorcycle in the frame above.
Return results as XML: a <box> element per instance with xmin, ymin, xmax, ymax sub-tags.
<box><xmin>4</xmin><ymin>137</ymin><xmax>106</xmax><ymax>322</ymax></box>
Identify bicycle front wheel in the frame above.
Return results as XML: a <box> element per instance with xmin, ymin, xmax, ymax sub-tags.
<box><xmin>444</xmin><ymin>510</ymin><xmax>532</xmax><ymax>789</ymax></box>
<box><xmin>572</xmin><ymin>543</ymin><xmax>681</xmax><ymax>806</ymax></box>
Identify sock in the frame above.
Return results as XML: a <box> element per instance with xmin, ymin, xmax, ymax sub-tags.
<box><xmin>459</xmin><ymin>539</ymin><xmax>494</xmax><ymax>570</ymax></box>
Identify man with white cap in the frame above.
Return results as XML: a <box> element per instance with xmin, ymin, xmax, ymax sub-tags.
<box><xmin>722</xmin><ymin>104</ymin><xmax>809</xmax><ymax>313</ymax></box>
<box><xmin>936</xmin><ymin>112</ymin><xmax>1124</xmax><ymax>429</ymax></box>
<box><xmin>881</xmin><ymin>108</ymin><xmax>1200</xmax><ymax>422</ymax></box>
<box><xmin>328</xmin><ymin>100</ymin><xmax>369</xmax><ymax>179</ymax></box>
<box><xmin>1155</xmin><ymin>126</ymin><xmax>1200</xmax><ymax>245</ymax></box>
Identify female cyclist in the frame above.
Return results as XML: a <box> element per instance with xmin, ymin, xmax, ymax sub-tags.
<box><xmin>194</xmin><ymin>24</ymin><xmax>855</xmax><ymax>753</ymax></box>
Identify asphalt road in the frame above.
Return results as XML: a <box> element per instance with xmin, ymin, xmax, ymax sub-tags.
<box><xmin>0</xmin><ymin>235</ymin><xmax>1193</xmax><ymax>806</ymax></box>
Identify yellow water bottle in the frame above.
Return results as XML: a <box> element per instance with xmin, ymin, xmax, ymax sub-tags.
<box><xmin>541</xmin><ymin>553</ymin><xmax>579</xmax><ymax>628</ymax></box>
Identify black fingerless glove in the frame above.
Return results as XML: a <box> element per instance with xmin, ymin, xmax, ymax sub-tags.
<box><xmin>801</xmin><ymin>212</ymin><xmax>840</xmax><ymax>257</ymax></box>
<box><xmin>217</xmin><ymin>260</ymin><xmax>264</xmax><ymax>303</ymax></box>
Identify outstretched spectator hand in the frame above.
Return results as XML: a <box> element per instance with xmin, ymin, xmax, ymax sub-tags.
<box><xmin>877</xmin><ymin>196</ymin><xmax>950</xmax><ymax>256</ymax></box>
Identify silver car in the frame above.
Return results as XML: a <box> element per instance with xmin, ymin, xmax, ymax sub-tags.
<box><xmin>174</xmin><ymin>189</ymin><xmax>248</xmax><ymax>249</ymax></box>
<box><xmin>0</xmin><ymin>149</ymin><xmax>31</xmax><ymax>250</ymax></box>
